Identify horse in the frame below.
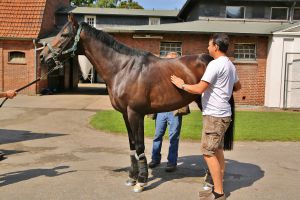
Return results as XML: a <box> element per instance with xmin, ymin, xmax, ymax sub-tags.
<box><xmin>40</xmin><ymin>14</ymin><xmax>235</xmax><ymax>192</ymax></box>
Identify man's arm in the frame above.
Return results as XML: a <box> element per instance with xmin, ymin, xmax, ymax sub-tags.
<box><xmin>171</xmin><ymin>75</ymin><xmax>209</xmax><ymax>94</ymax></box>
<box><xmin>0</xmin><ymin>90</ymin><xmax>17</xmax><ymax>99</ymax></box>
<box><xmin>233</xmin><ymin>80</ymin><xmax>241</xmax><ymax>92</ymax></box>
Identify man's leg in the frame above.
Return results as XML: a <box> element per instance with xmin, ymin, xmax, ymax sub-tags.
<box><xmin>203</xmin><ymin>154</ymin><xmax>223</xmax><ymax>194</ymax></box>
<box><xmin>150</xmin><ymin>113</ymin><xmax>168</xmax><ymax>165</ymax></box>
<box><xmin>215</xmin><ymin>148</ymin><xmax>225</xmax><ymax>180</ymax></box>
<box><xmin>166</xmin><ymin>113</ymin><xmax>182</xmax><ymax>170</ymax></box>
<box><xmin>200</xmin><ymin>116</ymin><xmax>228</xmax><ymax>198</ymax></box>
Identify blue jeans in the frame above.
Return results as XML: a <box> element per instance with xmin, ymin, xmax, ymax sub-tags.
<box><xmin>151</xmin><ymin>112</ymin><xmax>182</xmax><ymax>166</ymax></box>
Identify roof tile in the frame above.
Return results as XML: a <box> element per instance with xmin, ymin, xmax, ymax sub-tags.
<box><xmin>0</xmin><ymin>0</ymin><xmax>47</xmax><ymax>39</ymax></box>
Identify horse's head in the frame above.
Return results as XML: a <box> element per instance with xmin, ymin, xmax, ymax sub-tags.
<box><xmin>40</xmin><ymin>14</ymin><xmax>79</xmax><ymax>68</ymax></box>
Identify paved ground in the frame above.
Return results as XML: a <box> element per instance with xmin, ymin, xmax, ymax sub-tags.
<box><xmin>0</xmin><ymin>85</ymin><xmax>299</xmax><ymax>200</ymax></box>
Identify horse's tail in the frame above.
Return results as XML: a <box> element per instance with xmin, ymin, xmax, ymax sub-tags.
<box><xmin>224</xmin><ymin>95</ymin><xmax>235</xmax><ymax>151</ymax></box>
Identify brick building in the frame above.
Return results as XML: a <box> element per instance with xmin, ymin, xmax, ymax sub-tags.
<box><xmin>1</xmin><ymin>0</ymin><xmax>299</xmax><ymax>108</ymax></box>
<box><xmin>0</xmin><ymin>0</ymin><xmax>69</xmax><ymax>94</ymax></box>
<box><xmin>57</xmin><ymin>0</ymin><xmax>299</xmax><ymax>106</ymax></box>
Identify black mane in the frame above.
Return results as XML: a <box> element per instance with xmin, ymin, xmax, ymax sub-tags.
<box><xmin>80</xmin><ymin>22</ymin><xmax>151</xmax><ymax>57</ymax></box>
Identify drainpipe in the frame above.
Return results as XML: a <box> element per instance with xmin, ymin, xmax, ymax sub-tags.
<box><xmin>33</xmin><ymin>39</ymin><xmax>46</xmax><ymax>94</ymax></box>
<box><xmin>33</xmin><ymin>39</ymin><xmax>38</xmax><ymax>94</ymax></box>
<box><xmin>290</xmin><ymin>2</ymin><xmax>296</xmax><ymax>23</ymax></box>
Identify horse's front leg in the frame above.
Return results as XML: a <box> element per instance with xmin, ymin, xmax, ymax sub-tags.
<box><xmin>122</xmin><ymin>113</ymin><xmax>138</xmax><ymax>186</ymax></box>
<box><xmin>127</xmin><ymin>108</ymin><xmax>148</xmax><ymax>193</ymax></box>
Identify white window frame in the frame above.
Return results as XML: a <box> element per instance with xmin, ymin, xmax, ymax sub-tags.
<box><xmin>149</xmin><ymin>17</ymin><xmax>160</xmax><ymax>25</ymax></box>
<box><xmin>160</xmin><ymin>41</ymin><xmax>182</xmax><ymax>57</ymax></box>
<box><xmin>225</xmin><ymin>6</ymin><xmax>246</xmax><ymax>19</ymax></box>
<box><xmin>84</xmin><ymin>15</ymin><xmax>96</xmax><ymax>27</ymax></box>
<box><xmin>270</xmin><ymin>7</ymin><xmax>289</xmax><ymax>21</ymax></box>
<box><xmin>234</xmin><ymin>43</ymin><xmax>256</xmax><ymax>61</ymax></box>
<box><xmin>293</xmin><ymin>7</ymin><xmax>300</xmax><ymax>21</ymax></box>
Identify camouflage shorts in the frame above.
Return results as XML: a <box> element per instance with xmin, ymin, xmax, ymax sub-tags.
<box><xmin>200</xmin><ymin>115</ymin><xmax>231</xmax><ymax>156</ymax></box>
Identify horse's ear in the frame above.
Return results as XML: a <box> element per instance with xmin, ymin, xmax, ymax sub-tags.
<box><xmin>68</xmin><ymin>13</ymin><xmax>78</xmax><ymax>27</ymax></box>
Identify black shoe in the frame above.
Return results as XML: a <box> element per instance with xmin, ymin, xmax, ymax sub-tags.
<box><xmin>0</xmin><ymin>151</ymin><xmax>4</xmax><ymax>161</ymax></box>
<box><xmin>148</xmin><ymin>160</ymin><xmax>160</xmax><ymax>168</ymax></box>
<box><xmin>165</xmin><ymin>163</ymin><xmax>177</xmax><ymax>172</ymax></box>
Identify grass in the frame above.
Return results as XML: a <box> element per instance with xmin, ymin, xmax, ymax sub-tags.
<box><xmin>90</xmin><ymin>110</ymin><xmax>300</xmax><ymax>141</ymax></box>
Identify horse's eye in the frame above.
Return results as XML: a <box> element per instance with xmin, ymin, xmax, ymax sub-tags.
<box><xmin>61</xmin><ymin>33</ymin><xmax>70</xmax><ymax>37</ymax></box>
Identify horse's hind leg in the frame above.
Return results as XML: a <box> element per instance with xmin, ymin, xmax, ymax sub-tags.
<box><xmin>123</xmin><ymin>114</ymin><xmax>138</xmax><ymax>186</ymax></box>
<box><xmin>127</xmin><ymin>108</ymin><xmax>148</xmax><ymax>193</ymax></box>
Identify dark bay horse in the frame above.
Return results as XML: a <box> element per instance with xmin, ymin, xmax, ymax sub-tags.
<box><xmin>40</xmin><ymin>15</ymin><xmax>234</xmax><ymax>192</ymax></box>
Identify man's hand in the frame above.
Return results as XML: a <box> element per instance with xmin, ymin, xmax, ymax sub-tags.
<box><xmin>5</xmin><ymin>90</ymin><xmax>17</xmax><ymax>99</ymax></box>
<box><xmin>171</xmin><ymin>75</ymin><xmax>185</xmax><ymax>89</ymax></box>
<box><xmin>233</xmin><ymin>81</ymin><xmax>242</xmax><ymax>92</ymax></box>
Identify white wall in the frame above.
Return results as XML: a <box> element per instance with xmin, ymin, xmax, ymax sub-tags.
<box><xmin>265</xmin><ymin>35</ymin><xmax>300</xmax><ymax>108</ymax></box>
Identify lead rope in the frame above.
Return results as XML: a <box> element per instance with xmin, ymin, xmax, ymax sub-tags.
<box><xmin>0</xmin><ymin>64</ymin><xmax>63</xmax><ymax>108</ymax></box>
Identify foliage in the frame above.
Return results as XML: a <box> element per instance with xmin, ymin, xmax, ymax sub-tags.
<box><xmin>117</xmin><ymin>0</ymin><xmax>144</xmax><ymax>9</ymax></box>
<box><xmin>95</xmin><ymin>0</ymin><xmax>119</xmax><ymax>8</ymax></box>
<box><xmin>71</xmin><ymin>0</ymin><xmax>94</xmax><ymax>6</ymax></box>
<box><xmin>70</xmin><ymin>0</ymin><xmax>144</xmax><ymax>9</ymax></box>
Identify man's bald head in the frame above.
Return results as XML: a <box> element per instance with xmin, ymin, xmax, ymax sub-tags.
<box><xmin>166</xmin><ymin>52</ymin><xmax>179</xmax><ymax>58</ymax></box>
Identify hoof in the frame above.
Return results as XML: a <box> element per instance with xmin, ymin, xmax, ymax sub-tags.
<box><xmin>125</xmin><ymin>178</ymin><xmax>136</xmax><ymax>186</ymax></box>
<box><xmin>133</xmin><ymin>183</ymin><xmax>146</xmax><ymax>193</ymax></box>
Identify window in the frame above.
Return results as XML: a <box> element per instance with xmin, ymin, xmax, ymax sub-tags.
<box><xmin>160</xmin><ymin>42</ymin><xmax>182</xmax><ymax>56</ymax></box>
<box><xmin>8</xmin><ymin>51</ymin><xmax>26</xmax><ymax>64</ymax></box>
<box><xmin>246</xmin><ymin>7</ymin><xmax>267</xmax><ymax>19</ymax></box>
<box><xmin>85</xmin><ymin>15</ymin><xmax>96</xmax><ymax>27</ymax></box>
<box><xmin>226</xmin><ymin>6</ymin><xmax>245</xmax><ymax>19</ymax></box>
<box><xmin>149</xmin><ymin>17</ymin><xmax>160</xmax><ymax>25</ymax></box>
<box><xmin>271</xmin><ymin>7</ymin><xmax>288</xmax><ymax>20</ymax></box>
<box><xmin>294</xmin><ymin>8</ymin><xmax>300</xmax><ymax>20</ymax></box>
<box><xmin>234</xmin><ymin>44</ymin><xmax>256</xmax><ymax>60</ymax></box>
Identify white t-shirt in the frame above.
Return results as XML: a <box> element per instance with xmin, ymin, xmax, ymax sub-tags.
<box><xmin>201</xmin><ymin>56</ymin><xmax>239</xmax><ymax>117</ymax></box>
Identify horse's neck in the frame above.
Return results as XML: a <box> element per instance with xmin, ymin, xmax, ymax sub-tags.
<box><xmin>80</xmin><ymin>32</ymin><xmax>130</xmax><ymax>86</ymax></box>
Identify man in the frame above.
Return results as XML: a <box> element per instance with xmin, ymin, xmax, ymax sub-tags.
<box><xmin>148</xmin><ymin>52</ymin><xmax>190</xmax><ymax>172</ymax></box>
<box><xmin>0</xmin><ymin>90</ymin><xmax>17</xmax><ymax>160</ymax></box>
<box><xmin>171</xmin><ymin>33</ymin><xmax>241</xmax><ymax>200</ymax></box>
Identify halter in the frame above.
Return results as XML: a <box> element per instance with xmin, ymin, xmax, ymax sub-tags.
<box><xmin>46</xmin><ymin>24</ymin><xmax>83</xmax><ymax>68</ymax></box>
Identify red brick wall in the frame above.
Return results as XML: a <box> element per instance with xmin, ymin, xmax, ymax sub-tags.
<box><xmin>112</xmin><ymin>33</ymin><xmax>268</xmax><ymax>106</ymax></box>
<box><xmin>0</xmin><ymin>40</ymin><xmax>36</xmax><ymax>94</ymax></box>
<box><xmin>39</xmin><ymin>0</ymin><xmax>70</xmax><ymax>37</ymax></box>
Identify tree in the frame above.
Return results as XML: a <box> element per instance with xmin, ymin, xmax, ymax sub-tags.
<box><xmin>95</xmin><ymin>0</ymin><xmax>120</xmax><ymax>8</ymax></box>
<box><xmin>117</xmin><ymin>0</ymin><xmax>144</xmax><ymax>9</ymax></box>
<box><xmin>70</xmin><ymin>0</ymin><xmax>94</xmax><ymax>6</ymax></box>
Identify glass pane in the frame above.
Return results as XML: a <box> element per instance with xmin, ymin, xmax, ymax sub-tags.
<box><xmin>226</xmin><ymin>6</ymin><xmax>245</xmax><ymax>18</ymax></box>
<box><xmin>247</xmin><ymin>7</ymin><xmax>266</xmax><ymax>19</ymax></box>
<box><xmin>294</xmin><ymin>8</ymin><xmax>300</xmax><ymax>20</ymax></box>
<box><xmin>271</xmin><ymin>8</ymin><xmax>288</xmax><ymax>20</ymax></box>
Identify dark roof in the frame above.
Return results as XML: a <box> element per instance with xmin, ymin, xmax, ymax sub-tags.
<box><xmin>0</xmin><ymin>0</ymin><xmax>47</xmax><ymax>39</ymax></box>
<box><xmin>57</xmin><ymin>6</ymin><xmax>179</xmax><ymax>17</ymax></box>
<box><xmin>178</xmin><ymin>0</ymin><xmax>300</xmax><ymax>19</ymax></box>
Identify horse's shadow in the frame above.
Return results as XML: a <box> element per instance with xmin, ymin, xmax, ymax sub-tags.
<box><xmin>114</xmin><ymin>155</ymin><xmax>264</xmax><ymax>194</ymax></box>
<box><xmin>0</xmin><ymin>166</ymin><xmax>76</xmax><ymax>187</ymax></box>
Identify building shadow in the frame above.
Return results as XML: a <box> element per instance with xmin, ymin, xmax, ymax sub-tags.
<box><xmin>0</xmin><ymin>129</ymin><xmax>67</xmax><ymax>145</ymax></box>
<box><xmin>55</xmin><ymin>84</ymin><xmax>108</xmax><ymax>96</ymax></box>
<box><xmin>0</xmin><ymin>166</ymin><xmax>76</xmax><ymax>187</ymax></box>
